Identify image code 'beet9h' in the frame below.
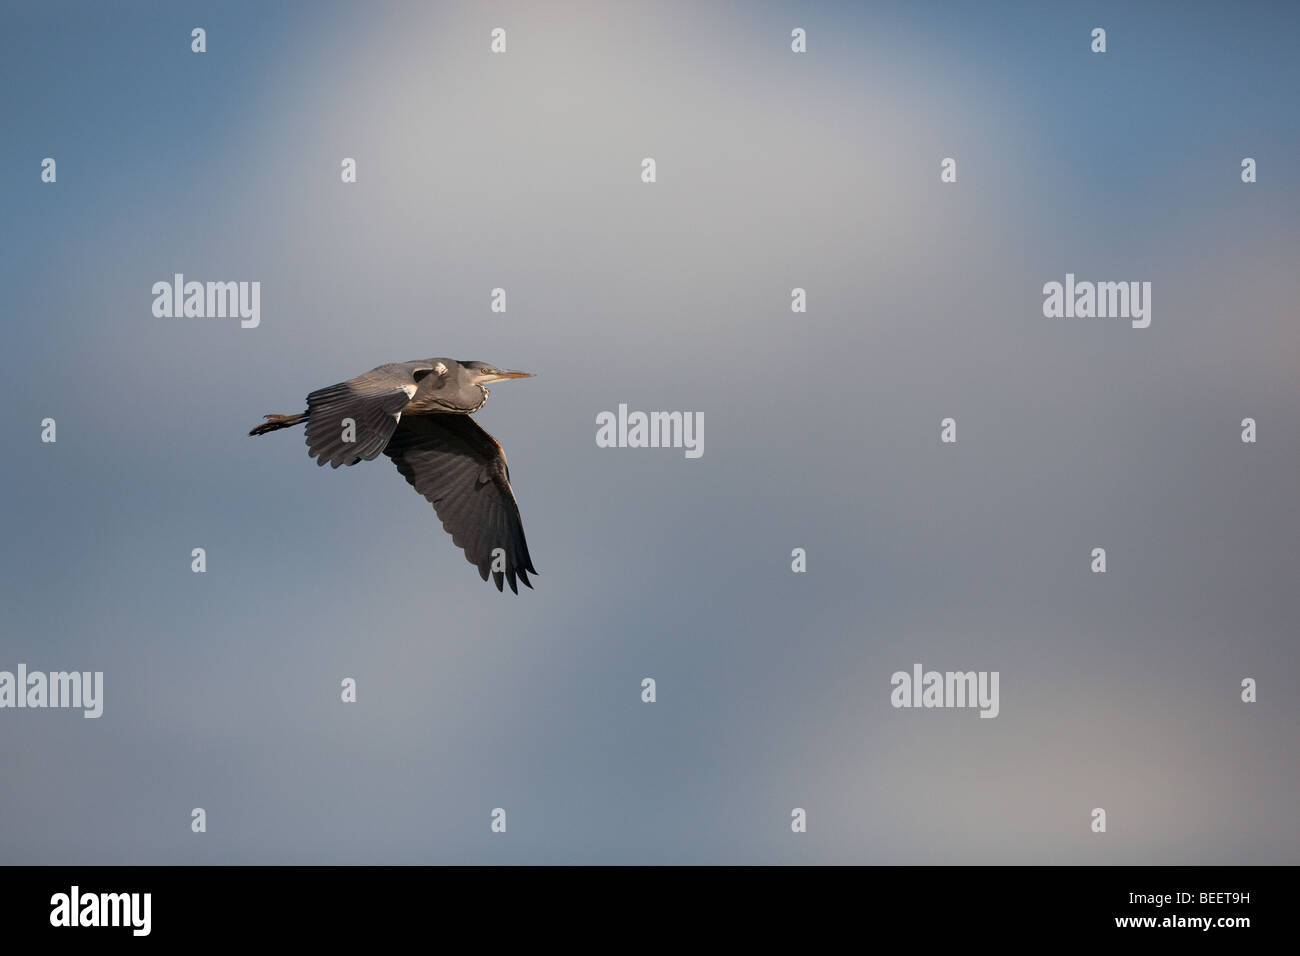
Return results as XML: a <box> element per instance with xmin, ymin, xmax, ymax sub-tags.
<box><xmin>250</xmin><ymin>358</ymin><xmax>537</xmax><ymax>594</ymax></box>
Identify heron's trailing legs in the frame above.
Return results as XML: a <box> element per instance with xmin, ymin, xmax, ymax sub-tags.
<box><xmin>249</xmin><ymin>411</ymin><xmax>307</xmax><ymax>436</ymax></box>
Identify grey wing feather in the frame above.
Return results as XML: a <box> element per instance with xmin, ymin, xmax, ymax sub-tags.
<box><xmin>304</xmin><ymin>364</ymin><xmax>429</xmax><ymax>468</ymax></box>
<box><xmin>382</xmin><ymin>414</ymin><xmax>536</xmax><ymax>593</ymax></box>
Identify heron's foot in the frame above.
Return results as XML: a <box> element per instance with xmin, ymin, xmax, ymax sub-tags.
<box><xmin>249</xmin><ymin>411</ymin><xmax>306</xmax><ymax>437</ymax></box>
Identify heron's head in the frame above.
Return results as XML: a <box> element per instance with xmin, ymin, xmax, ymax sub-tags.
<box><xmin>459</xmin><ymin>361</ymin><xmax>534</xmax><ymax>385</ymax></box>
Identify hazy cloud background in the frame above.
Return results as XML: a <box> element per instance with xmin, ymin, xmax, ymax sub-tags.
<box><xmin>1</xmin><ymin>0</ymin><xmax>1297</xmax><ymax>863</ymax></box>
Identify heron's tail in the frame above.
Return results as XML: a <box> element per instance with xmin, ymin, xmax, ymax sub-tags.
<box><xmin>249</xmin><ymin>411</ymin><xmax>307</xmax><ymax>436</ymax></box>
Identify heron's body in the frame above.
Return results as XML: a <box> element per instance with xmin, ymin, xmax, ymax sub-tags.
<box><xmin>250</xmin><ymin>358</ymin><xmax>537</xmax><ymax>593</ymax></box>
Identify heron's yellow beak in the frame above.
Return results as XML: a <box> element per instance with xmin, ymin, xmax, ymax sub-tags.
<box><xmin>490</xmin><ymin>370</ymin><xmax>533</xmax><ymax>381</ymax></box>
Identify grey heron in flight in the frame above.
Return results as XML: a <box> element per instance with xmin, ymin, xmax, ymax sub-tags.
<box><xmin>250</xmin><ymin>359</ymin><xmax>537</xmax><ymax>593</ymax></box>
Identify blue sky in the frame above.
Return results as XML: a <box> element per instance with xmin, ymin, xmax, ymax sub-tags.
<box><xmin>1</xmin><ymin>0</ymin><xmax>1297</xmax><ymax>863</ymax></box>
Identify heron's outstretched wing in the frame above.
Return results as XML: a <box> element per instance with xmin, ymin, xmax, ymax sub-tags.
<box><xmin>382</xmin><ymin>414</ymin><xmax>536</xmax><ymax>593</ymax></box>
<box><xmin>305</xmin><ymin>363</ymin><xmax>432</xmax><ymax>467</ymax></box>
